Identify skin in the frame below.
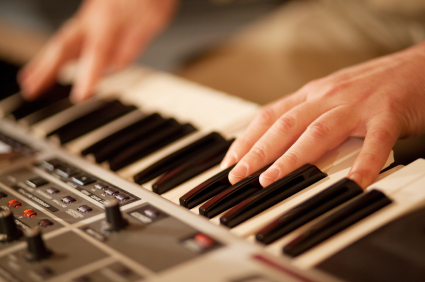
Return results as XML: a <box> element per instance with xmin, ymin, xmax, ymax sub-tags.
<box><xmin>18</xmin><ymin>0</ymin><xmax>178</xmax><ymax>103</ymax></box>
<box><xmin>221</xmin><ymin>42</ymin><xmax>425</xmax><ymax>189</ymax></box>
<box><xmin>17</xmin><ymin>0</ymin><xmax>425</xmax><ymax>189</ymax></box>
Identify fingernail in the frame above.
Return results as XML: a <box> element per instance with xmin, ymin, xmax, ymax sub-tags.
<box><xmin>221</xmin><ymin>151</ymin><xmax>237</xmax><ymax>169</ymax></box>
<box><xmin>70</xmin><ymin>84</ymin><xmax>84</xmax><ymax>104</ymax></box>
<box><xmin>229</xmin><ymin>162</ymin><xmax>248</xmax><ymax>180</ymax></box>
<box><xmin>261</xmin><ymin>167</ymin><xmax>281</xmax><ymax>181</ymax></box>
<box><xmin>348</xmin><ymin>172</ymin><xmax>365</xmax><ymax>189</ymax></box>
<box><xmin>70</xmin><ymin>91</ymin><xmax>82</xmax><ymax>104</ymax></box>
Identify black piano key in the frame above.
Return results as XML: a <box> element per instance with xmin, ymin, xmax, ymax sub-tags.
<box><xmin>92</xmin><ymin>117</ymin><xmax>175</xmax><ymax>164</ymax></box>
<box><xmin>256</xmin><ymin>178</ymin><xmax>363</xmax><ymax>245</ymax></box>
<box><xmin>152</xmin><ymin>139</ymin><xmax>234</xmax><ymax>194</ymax></box>
<box><xmin>48</xmin><ymin>100</ymin><xmax>137</xmax><ymax>144</ymax></box>
<box><xmin>21</xmin><ymin>98</ymin><xmax>73</xmax><ymax>126</ymax></box>
<box><xmin>81</xmin><ymin>113</ymin><xmax>163</xmax><ymax>157</ymax></box>
<box><xmin>11</xmin><ymin>84</ymin><xmax>71</xmax><ymax>120</ymax></box>
<box><xmin>179</xmin><ymin>164</ymin><xmax>236</xmax><ymax>209</ymax></box>
<box><xmin>199</xmin><ymin>164</ymin><xmax>271</xmax><ymax>219</ymax></box>
<box><xmin>0</xmin><ymin>60</ymin><xmax>20</xmax><ymax>99</ymax></box>
<box><xmin>88</xmin><ymin>114</ymin><xmax>169</xmax><ymax>163</ymax></box>
<box><xmin>108</xmin><ymin>123</ymin><xmax>197</xmax><ymax>171</ymax></box>
<box><xmin>283</xmin><ymin>189</ymin><xmax>392</xmax><ymax>257</ymax></box>
<box><xmin>220</xmin><ymin>164</ymin><xmax>326</xmax><ymax>228</ymax></box>
<box><xmin>133</xmin><ymin>132</ymin><xmax>227</xmax><ymax>185</ymax></box>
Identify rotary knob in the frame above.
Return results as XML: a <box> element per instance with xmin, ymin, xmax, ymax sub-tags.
<box><xmin>0</xmin><ymin>210</ymin><xmax>22</xmax><ymax>242</ymax></box>
<box><xmin>24</xmin><ymin>228</ymin><xmax>52</xmax><ymax>261</ymax></box>
<box><xmin>101</xmin><ymin>199</ymin><xmax>129</xmax><ymax>232</ymax></box>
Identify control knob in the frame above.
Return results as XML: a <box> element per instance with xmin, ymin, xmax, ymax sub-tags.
<box><xmin>24</xmin><ymin>228</ymin><xmax>53</xmax><ymax>261</ymax></box>
<box><xmin>101</xmin><ymin>199</ymin><xmax>129</xmax><ymax>232</ymax></box>
<box><xmin>0</xmin><ymin>210</ymin><xmax>22</xmax><ymax>242</ymax></box>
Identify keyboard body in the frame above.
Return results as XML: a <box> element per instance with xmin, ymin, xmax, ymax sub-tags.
<box><xmin>0</xmin><ymin>60</ymin><xmax>424</xmax><ymax>282</ymax></box>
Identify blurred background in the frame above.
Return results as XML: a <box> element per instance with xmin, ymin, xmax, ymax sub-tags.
<box><xmin>0</xmin><ymin>0</ymin><xmax>285</xmax><ymax>71</ymax></box>
<box><xmin>1</xmin><ymin>0</ymin><xmax>425</xmax><ymax>168</ymax></box>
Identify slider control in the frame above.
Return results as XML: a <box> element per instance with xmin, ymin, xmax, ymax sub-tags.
<box><xmin>101</xmin><ymin>200</ymin><xmax>129</xmax><ymax>232</ymax></box>
<box><xmin>24</xmin><ymin>228</ymin><xmax>53</xmax><ymax>261</ymax></box>
<box><xmin>0</xmin><ymin>210</ymin><xmax>22</xmax><ymax>242</ymax></box>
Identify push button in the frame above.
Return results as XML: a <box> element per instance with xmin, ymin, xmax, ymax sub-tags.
<box><xmin>22</xmin><ymin>209</ymin><xmax>38</xmax><ymax>218</ymax></box>
<box><xmin>105</xmin><ymin>188</ymin><xmax>118</xmax><ymax>196</ymax></box>
<box><xmin>55</xmin><ymin>166</ymin><xmax>79</xmax><ymax>178</ymax></box>
<box><xmin>115</xmin><ymin>193</ymin><xmax>130</xmax><ymax>202</ymax></box>
<box><xmin>94</xmin><ymin>183</ymin><xmax>108</xmax><ymax>190</ymax></box>
<box><xmin>72</xmin><ymin>174</ymin><xmax>96</xmax><ymax>186</ymax></box>
<box><xmin>61</xmin><ymin>196</ymin><xmax>76</xmax><ymax>204</ymax></box>
<box><xmin>38</xmin><ymin>219</ymin><xmax>54</xmax><ymax>228</ymax></box>
<box><xmin>46</xmin><ymin>187</ymin><xmax>60</xmax><ymax>195</ymax></box>
<box><xmin>77</xmin><ymin>205</ymin><xmax>93</xmax><ymax>213</ymax></box>
<box><xmin>40</xmin><ymin>159</ymin><xmax>62</xmax><ymax>171</ymax></box>
<box><xmin>143</xmin><ymin>208</ymin><xmax>160</xmax><ymax>219</ymax></box>
<box><xmin>26</xmin><ymin>177</ymin><xmax>49</xmax><ymax>188</ymax></box>
<box><xmin>194</xmin><ymin>233</ymin><xmax>215</xmax><ymax>249</ymax></box>
<box><xmin>8</xmin><ymin>200</ymin><xmax>22</xmax><ymax>208</ymax></box>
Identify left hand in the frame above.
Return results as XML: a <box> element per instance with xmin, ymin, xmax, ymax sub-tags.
<box><xmin>221</xmin><ymin>41</ymin><xmax>425</xmax><ymax>189</ymax></box>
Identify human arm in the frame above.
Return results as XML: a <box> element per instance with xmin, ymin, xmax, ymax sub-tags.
<box><xmin>18</xmin><ymin>0</ymin><xmax>178</xmax><ymax>102</ymax></box>
<box><xmin>221</xmin><ymin>41</ymin><xmax>425</xmax><ymax>189</ymax></box>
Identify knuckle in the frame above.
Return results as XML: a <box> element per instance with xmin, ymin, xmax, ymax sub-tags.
<box><xmin>368</xmin><ymin>129</ymin><xmax>393</xmax><ymax>144</ymax></box>
<box><xmin>234</xmin><ymin>136</ymin><xmax>254</xmax><ymax>152</ymax></box>
<box><xmin>273</xmin><ymin>115</ymin><xmax>297</xmax><ymax>134</ymax></box>
<box><xmin>249</xmin><ymin>145</ymin><xmax>268</xmax><ymax>163</ymax></box>
<box><xmin>300</xmin><ymin>79</ymin><xmax>320</xmax><ymax>93</ymax></box>
<box><xmin>358</xmin><ymin>152</ymin><xmax>380</xmax><ymax>165</ymax></box>
<box><xmin>257</xmin><ymin>106</ymin><xmax>277</xmax><ymax>127</ymax></box>
<box><xmin>282</xmin><ymin>151</ymin><xmax>299</xmax><ymax>166</ymax></box>
<box><xmin>307</xmin><ymin>121</ymin><xmax>331</xmax><ymax>140</ymax></box>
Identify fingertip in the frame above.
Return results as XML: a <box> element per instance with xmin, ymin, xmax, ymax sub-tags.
<box><xmin>259</xmin><ymin>166</ymin><xmax>281</xmax><ymax>187</ymax></box>
<box><xmin>228</xmin><ymin>162</ymin><xmax>249</xmax><ymax>184</ymax></box>
<box><xmin>70</xmin><ymin>84</ymin><xmax>88</xmax><ymax>104</ymax></box>
<box><xmin>347</xmin><ymin>172</ymin><xmax>366</xmax><ymax>189</ymax></box>
<box><xmin>221</xmin><ymin>151</ymin><xmax>237</xmax><ymax>169</ymax></box>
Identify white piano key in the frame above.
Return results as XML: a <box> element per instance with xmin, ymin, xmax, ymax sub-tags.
<box><xmin>0</xmin><ymin>93</ymin><xmax>23</xmax><ymax>118</ymax></box>
<box><xmin>121</xmin><ymin>72</ymin><xmax>259</xmax><ymax>130</ymax></box>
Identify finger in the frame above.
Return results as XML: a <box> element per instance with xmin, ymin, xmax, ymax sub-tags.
<box><xmin>111</xmin><ymin>21</ymin><xmax>158</xmax><ymax>70</ymax></box>
<box><xmin>221</xmin><ymin>94</ymin><xmax>305</xmax><ymax>170</ymax></box>
<box><xmin>259</xmin><ymin>105</ymin><xmax>358</xmax><ymax>187</ymax></box>
<box><xmin>111</xmin><ymin>1</ymin><xmax>176</xmax><ymax>69</ymax></box>
<box><xmin>71</xmin><ymin>19</ymin><xmax>117</xmax><ymax>102</ymax></box>
<box><xmin>228</xmin><ymin>99</ymin><xmax>332</xmax><ymax>184</ymax></box>
<box><xmin>19</xmin><ymin>20</ymin><xmax>82</xmax><ymax>100</ymax></box>
<box><xmin>347</xmin><ymin>115</ymin><xmax>400</xmax><ymax>189</ymax></box>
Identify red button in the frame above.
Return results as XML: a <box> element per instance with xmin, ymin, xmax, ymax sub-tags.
<box><xmin>8</xmin><ymin>200</ymin><xmax>22</xmax><ymax>209</ymax></box>
<box><xmin>22</xmin><ymin>209</ymin><xmax>37</xmax><ymax>218</ymax></box>
<box><xmin>194</xmin><ymin>233</ymin><xmax>215</xmax><ymax>248</ymax></box>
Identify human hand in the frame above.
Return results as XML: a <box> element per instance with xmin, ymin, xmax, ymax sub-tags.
<box><xmin>19</xmin><ymin>0</ymin><xmax>178</xmax><ymax>102</ymax></box>
<box><xmin>221</xmin><ymin>42</ymin><xmax>425</xmax><ymax>189</ymax></box>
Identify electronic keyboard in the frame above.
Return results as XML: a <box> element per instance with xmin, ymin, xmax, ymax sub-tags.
<box><xmin>0</xmin><ymin>58</ymin><xmax>424</xmax><ymax>282</ymax></box>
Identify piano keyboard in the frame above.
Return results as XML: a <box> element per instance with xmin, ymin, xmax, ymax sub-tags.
<box><xmin>0</xmin><ymin>58</ymin><xmax>424</xmax><ymax>282</ymax></box>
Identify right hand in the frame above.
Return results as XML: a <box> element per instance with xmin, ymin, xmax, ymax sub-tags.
<box><xmin>19</xmin><ymin>0</ymin><xmax>178</xmax><ymax>103</ymax></box>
